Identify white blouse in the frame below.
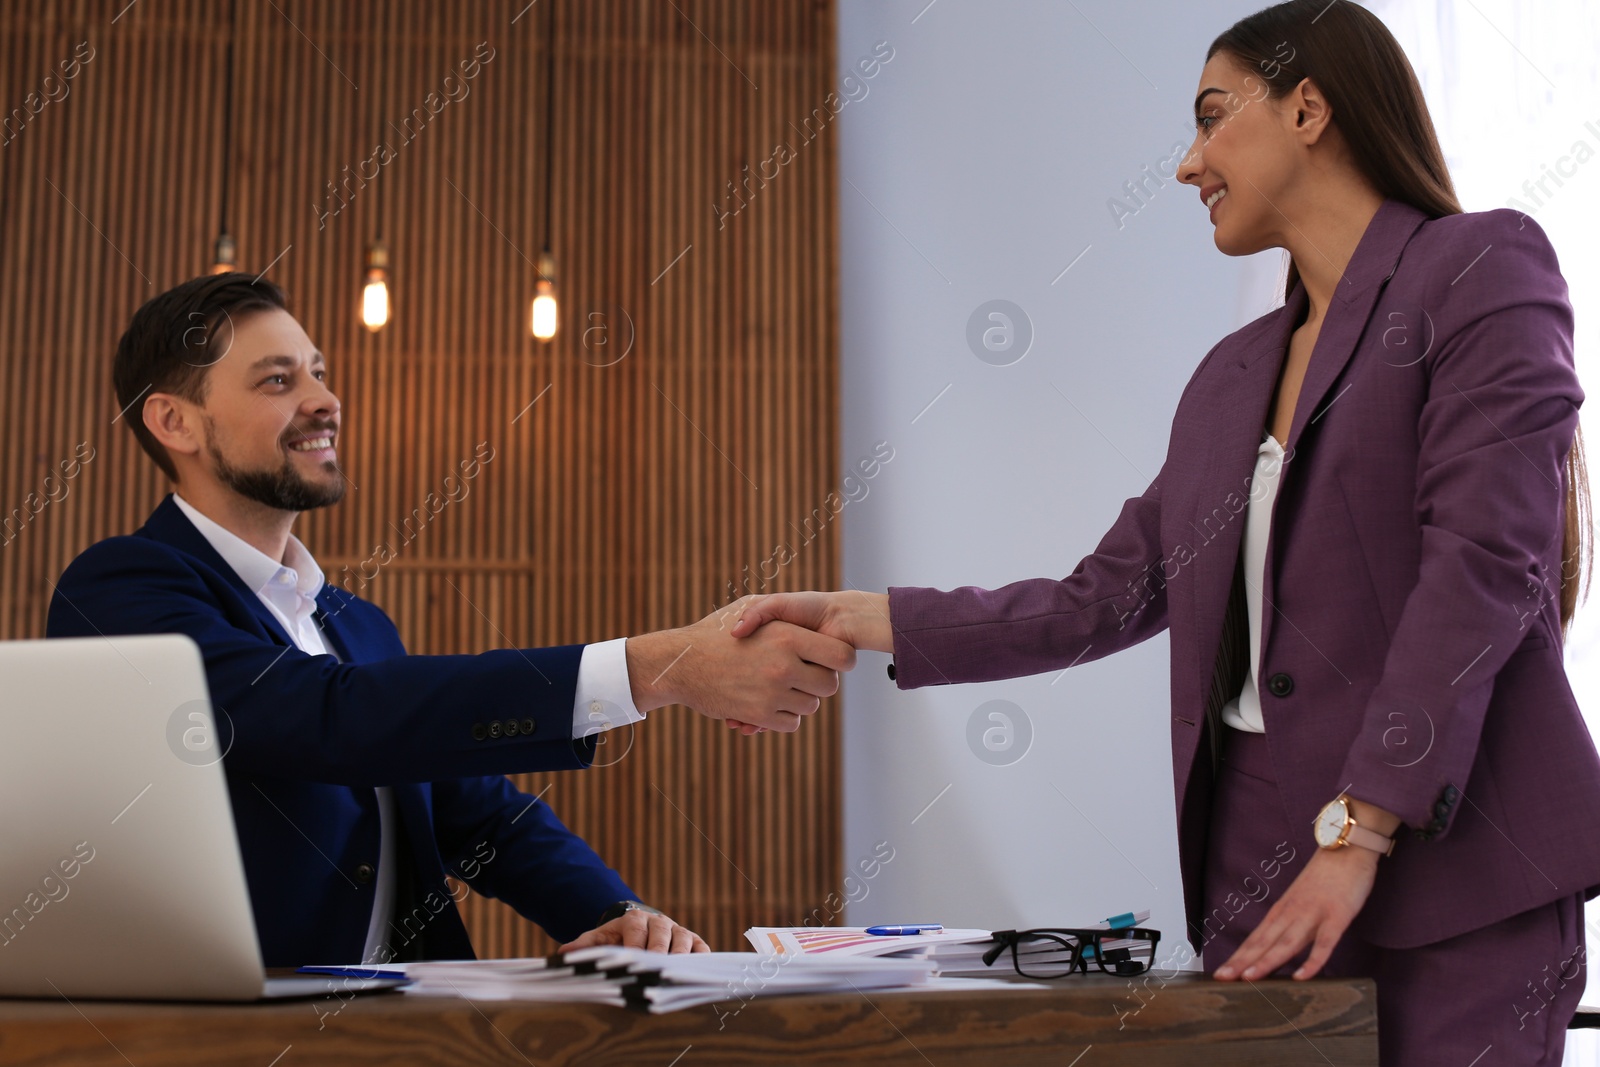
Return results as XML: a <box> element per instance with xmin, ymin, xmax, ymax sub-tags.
<box><xmin>1220</xmin><ymin>430</ymin><xmax>1287</xmax><ymax>733</ymax></box>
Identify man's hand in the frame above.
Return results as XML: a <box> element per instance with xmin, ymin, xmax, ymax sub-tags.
<box><xmin>716</xmin><ymin>591</ymin><xmax>896</xmax><ymax>735</ymax></box>
<box><xmin>558</xmin><ymin>910</ymin><xmax>709</xmax><ymax>954</ymax></box>
<box><xmin>625</xmin><ymin>599</ymin><xmax>857</xmax><ymax>732</ymax></box>
<box><xmin>728</xmin><ymin>591</ymin><xmax>894</xmax><ymax>653</ymax></box>
<box><xmin>1213</xmin><ymin>844</ymin><xmax>1378</xmax><ymax>981</ymax></box>
<box><xmin>712</xmin><ymin>592</ymin><xmax>893</xmax><ymax>734</ymax></box>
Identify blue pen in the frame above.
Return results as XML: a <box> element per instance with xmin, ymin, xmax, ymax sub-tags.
<box><xmin>296</xmin><ymin>965</ymin><xmax>409</xmax><ymax>980</ymax></box>
<box><xmin>865</xmin><ymin>924</ymin><xmax>943</xmax><ymax>936</ymax></box>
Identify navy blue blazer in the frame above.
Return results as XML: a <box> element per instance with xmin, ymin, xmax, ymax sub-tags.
<box><xmin>45</xmin><ymin>495</ymin><xmax>633</xmax><ymax>966</ymax></box>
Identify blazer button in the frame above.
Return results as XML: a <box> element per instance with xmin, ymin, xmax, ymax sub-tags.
<box><xmin>354</xmin><ymin>862</ymin><xmax>375</xmax><ymax>884</ymax></box>
<box><xmin>1442</xmin><ymin>784</ymin><xmax>1459</xmax><ymax>804</ymax></box>
<box><xmin>471</xmin><ymin>722</ymin><xmax>488</xmax><ymax>742</ymax></box>
<box><xmin>520</xmin><ymin>718</ymin><xmax>536</xmax><ymax>736</ymax></box>
<box><xmin>488</xmin><ymin>720</ymin><xmax>504</xmax><ymax>739</ymax></box>
<box><xmin>504</xmin><ymin>719</ymin><xmax>520</xmax><ymax>737</ymax></box>
<box><xmin>887</xmin><ymin>663</ymin><xmax>897</xmax><ymax>682</ymax></box>
<box><xmin>1267</xmin><ymin>672</ymin><xmax>1294</xmax><ymax>697</ymax></box>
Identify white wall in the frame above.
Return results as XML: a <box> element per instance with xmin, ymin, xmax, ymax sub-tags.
<box><xmin>835</xmin><ymin>0</ymin><xmax>1279</xmax><ymax>958</ymax></box>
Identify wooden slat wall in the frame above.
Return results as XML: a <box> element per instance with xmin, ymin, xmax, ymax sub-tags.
<box><xmin>0</xmin><ymin>0</ymin><xmax>840</xmax><ymax>955</ymax></box>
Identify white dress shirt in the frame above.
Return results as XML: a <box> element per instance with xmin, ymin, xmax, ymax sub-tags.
<box><xmin>171</xmin><ymin>494</ymin><xmax>643</xmax><ymax>962</ymax></box>
<box><xmin>1219</xmin><ymin>431</ymin><xmax>1286</xmax><ymax>734</ymax></box>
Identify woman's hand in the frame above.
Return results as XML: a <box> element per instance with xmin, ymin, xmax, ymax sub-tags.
<box><xmin>716</xmin><ymin>591</ymin><xmax>893</xmax><ymax>735</ymax></box>
<box><xmin>728</xmin><ymin>590</ymin><xmax>894</xmax><ymax>653</ymax></box>
<box><xmin>1213</xmin><ymin>843</ymin><xmax>1378</xmax><ymax>981</ymax></box>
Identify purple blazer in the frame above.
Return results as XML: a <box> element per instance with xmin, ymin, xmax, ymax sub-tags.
<box><xmin>888</xmin><ymin>198</ymin><xmax>1600</xmax><ymax>950</ymax></box>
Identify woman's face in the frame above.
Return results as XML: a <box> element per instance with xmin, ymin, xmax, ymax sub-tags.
<box><xmin>1177</xmin><ymin>52</ymin><xmax>1305</xmax><ymax>257</ymax></box>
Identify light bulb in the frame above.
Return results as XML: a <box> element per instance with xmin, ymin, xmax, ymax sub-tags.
<box><xmin>210</xmin><ymin>233</ymin><xmax>236</xmax><ymax>275</ymax></box>
<box><xmin>362</xmin><ymin>241</ymin><xmax>390</xmax><ymax>333</ymax></box>
<box><xmin>362</xmin><ymin>277</ymin><xmax>390</xmax><ymax>332</ymax></box>
<box><xmin>530</xmin><ymin>250</ymin><xmax>557</xmax><ymax>341</ymax></box>
<box><xmin>531</xmin><ymin>280</ymin><xmax>557</xmax><ymax>341</ymax></box>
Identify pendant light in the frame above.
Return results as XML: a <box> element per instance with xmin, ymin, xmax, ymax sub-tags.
<box><xmin>210</xmin><ymin>0</ymin><xmax>239</xmax><ymax>273</ymax></box>
<box><xmin>361</xmin><ymin>240</ymin><xmax>390</xmax><ymax>331</ymax></box>
<box><xmin>529</xmin><ymin>0</ymin><xmax>558</xmax><ymax>341</ymax></box>
<box><xmin>531</xmin><ymin>250</ymin><xmax>556</xmax><ymax>340</ymax></box>
<box><xmin>360</xmin><ymin>4</ymin><xmax>391</xmax><ymax>332</ymax></box>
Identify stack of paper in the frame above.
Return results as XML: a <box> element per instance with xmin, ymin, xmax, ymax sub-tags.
<box><xmin>402</xmin><ymin>947</ymin><xmax>939</xmax><ymax>1013</ymax></box>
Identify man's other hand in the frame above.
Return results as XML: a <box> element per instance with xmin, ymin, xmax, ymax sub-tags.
<box><xmin>558</xmin><ymin>911</ymin><xmax>709</xmax><ymax>954</ymax></box>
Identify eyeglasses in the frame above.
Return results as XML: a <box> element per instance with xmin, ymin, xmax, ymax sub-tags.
<box><xmin>981</xmin><ymin>926</ymin><xmax>1161</xmax><ymax>979</ymax></box>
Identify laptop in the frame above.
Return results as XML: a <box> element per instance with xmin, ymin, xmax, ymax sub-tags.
<box><xmin>0</xmin><ymin>634</ymin><xmax>402</xmax><ymax>1000</ymax></box>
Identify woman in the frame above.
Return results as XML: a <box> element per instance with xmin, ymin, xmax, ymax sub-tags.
<box><xmin>730</xmin><ymin>2</ymin><xmax>1600</xmax><ymax>1063</ymax></box>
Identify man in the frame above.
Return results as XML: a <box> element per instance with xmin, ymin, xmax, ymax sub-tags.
<box><xmin>46</xmin><ymin>273</ymin><xmax>853</xmax><ymax>966</ymax></box>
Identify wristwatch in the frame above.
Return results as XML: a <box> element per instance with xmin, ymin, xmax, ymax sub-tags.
<box><xmin>1313</xmin><ymin>794</ymin><xmax>1396</xmax><ymax>856</ymax></box>
<box><xmin>597</xmin><ymin>899</ymin><xmax>664</xmax><ymax>924</ymax></box>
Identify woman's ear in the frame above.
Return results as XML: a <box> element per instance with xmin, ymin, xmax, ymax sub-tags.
<box><xmin>1288</xmin><ymin>75</ymin><xmax>1334</xmax><ymax>143</ymax></box>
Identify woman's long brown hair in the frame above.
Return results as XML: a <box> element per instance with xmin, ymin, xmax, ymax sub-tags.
<box><xmin>1209</xmin><ymin>0</ymin><xmax>1592</xmax><ymax>639</ymax></box>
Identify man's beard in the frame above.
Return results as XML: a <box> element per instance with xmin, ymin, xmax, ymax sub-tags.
<box><xmin>206</xmin><ymin>424</ymin><xmax>346</xmax><ymax>512</ymax></box>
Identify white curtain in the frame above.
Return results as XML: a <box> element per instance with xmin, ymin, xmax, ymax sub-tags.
<box><xmin>1364</xmin><ymin>1</ymin><xmax>1600</xmax><ymax>1058</ymax></box>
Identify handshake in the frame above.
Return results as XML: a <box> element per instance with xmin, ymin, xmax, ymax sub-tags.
<box><xmin>622</xmin><ymin>591</ymin><xmax>894</xmax><ymax>735</ymax></box>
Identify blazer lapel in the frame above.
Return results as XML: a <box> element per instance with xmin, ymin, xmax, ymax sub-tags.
<box><xmin>313</xmin><ymin>585</ymin><xmax>361</xmax><ymax>661</ymax></box>
<box><xmin>1256</xmin><ymin>199</ymin><xmax>1429</xmax><ymax>659</ymax></box>
<box><xmin>1185</xmin><ymin>198</ymin><xmax>1430</xmax><ymax>721</ymax></box>
<box><xmin>1275</xmin><ymin>197</ymin><xmax>1429</xmax><ymax>460</ymax></box>
<box><xmin>1187</xmin><ymin>302</ymin><xmax>1300</xmax><ymax>715</ymax></box>
<box><xmin>138</xmin><ymin>494</ymin><xmax>299</xmax><ymax>648</ymax></box>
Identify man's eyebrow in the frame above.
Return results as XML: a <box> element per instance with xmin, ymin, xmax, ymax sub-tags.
<box><xmin>246</xmin><ymin>352</ymin><xmax>327</xmax><ymax>372</ymax></box>
<box><xmin>1194</xmin><ymin>87</ymin><xmax>1228</xmax><ymax>114</ymax></box>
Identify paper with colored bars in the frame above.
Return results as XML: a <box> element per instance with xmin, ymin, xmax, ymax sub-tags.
<box><xmin>746</xmin><ymin>911</ymin><xmax>1152</xmax><ymax>978</ymax></box>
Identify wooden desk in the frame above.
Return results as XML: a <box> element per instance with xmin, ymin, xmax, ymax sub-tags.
<box><xmin>0</xmin><ymin>974</ymin><xmax>1377</xmax><ymax>1066</ymax></box>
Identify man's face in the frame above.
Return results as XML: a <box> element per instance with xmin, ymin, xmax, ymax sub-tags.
<box><xmin>190</xmin><ymin>307</ymin><xmax>345</xmax><ymax>512</ymax></box>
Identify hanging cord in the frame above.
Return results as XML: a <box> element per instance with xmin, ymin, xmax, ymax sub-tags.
<box><xmin>220</xmin><ymin>0</ymin><xmax>237</xmax><ymax>236</ymax></box>
<box><xmin>219</xmin><ymin>0</ymin><xmax>238</xmax><ymax>248</ymax></box>
<box><xmin>541</xmin><ymin>0</ymin><xmax>555</xmax><ymax>268</ymax></box>
<box><xmin>375</xmin><ymin>0</ymin><xmax>389</xmax><ymax>244</ymax></box>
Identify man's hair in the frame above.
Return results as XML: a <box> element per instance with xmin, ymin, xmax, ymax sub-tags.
<box><xmin>112</xmin><ymin>272</ymin><xmax>289</xmax><ymax>481</ymax></box>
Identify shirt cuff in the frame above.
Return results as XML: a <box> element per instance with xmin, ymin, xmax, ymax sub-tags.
<box><xmin>572</xmin><ymin>638</ymin><xmax>646</xmax><ymax>739</ymax></box>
